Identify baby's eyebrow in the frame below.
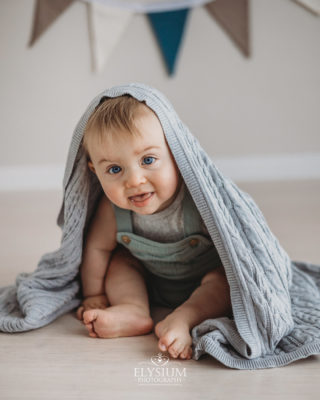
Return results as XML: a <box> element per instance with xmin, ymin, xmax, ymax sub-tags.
<box><xmin>98</xmin><ymin>158</ymin><xmax>111</xmax><ymax>165</ymax></box>
<box><xmin>134</xmin><ymin>145</ymin><xmax>161</xmax><ymax>155</ymax></box>
<box><xmin>98</xmin><ymin>146</ymin><xmax>161</xmax><ymax>165</ymax></box>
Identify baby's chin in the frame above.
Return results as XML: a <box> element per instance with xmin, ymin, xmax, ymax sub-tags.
<box><xmin>129</xmin><ymin>204</ymin><xmax>161</xmax><ymax>215</ymax></box>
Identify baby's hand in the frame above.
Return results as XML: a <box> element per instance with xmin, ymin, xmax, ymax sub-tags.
<box><xmin>76</xmin><ymin>294</ymin><xmax>109</xmax><ymax>321</ymax></box>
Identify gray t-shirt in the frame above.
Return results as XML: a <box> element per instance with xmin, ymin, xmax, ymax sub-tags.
<box><xmin>132</xmin><ymin>182</ymin><xmax>209</xmax><ymax>243</ymax></box>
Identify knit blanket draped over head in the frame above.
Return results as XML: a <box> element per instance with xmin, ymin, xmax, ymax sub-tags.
<box><xmin>1</xmin><ymin>83</ymin><xmax>320</xmax><ymax>370</ymax></box>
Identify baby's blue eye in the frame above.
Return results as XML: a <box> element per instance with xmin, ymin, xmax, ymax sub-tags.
<box><xmin>142</xmin><ymin>157</ymin><xmax>155</xmax><ymax>165</ymax></box>
<box><xmin>108</xmin><ymin>165</ymin><xmax>122</xmax><ymax>174</ymax></box>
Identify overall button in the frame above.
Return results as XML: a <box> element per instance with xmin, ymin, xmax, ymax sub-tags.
<box><xmin>121</xmin><ymin>235</ymin><xmax>131</xmax><ymax>244</ymax></box>
<box><xmin>189</xmin><ymin>238</ymin><xmax>199</xmax><ymax>247</ymax></box>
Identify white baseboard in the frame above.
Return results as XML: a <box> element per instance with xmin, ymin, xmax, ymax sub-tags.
<box><xmin>213</xmin><ymin>152</ymin><xmax>320</xmax><ymax>182</ymax></box>
<box><xmin>0</xmin><ymin>152</ymin><xmax>319</xmax><ymax>191</ymax></box>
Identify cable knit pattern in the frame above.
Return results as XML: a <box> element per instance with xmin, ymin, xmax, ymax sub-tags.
<box><xmin>0</xmin><ymin>83</ymin><xmax>319</xmax><ymax>369</ymax></box>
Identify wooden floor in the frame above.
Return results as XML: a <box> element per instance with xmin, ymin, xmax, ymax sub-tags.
<box><xmin>0</xmin><ymin>180</ymin><xmax>320</xmax><ymax>399</ymax></box>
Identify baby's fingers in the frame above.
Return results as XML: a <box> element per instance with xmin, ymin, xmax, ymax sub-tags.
<box><xmin>97</xmin><ymin>303</ymin><xmax>108</xmax><ymax>310</ymax></box>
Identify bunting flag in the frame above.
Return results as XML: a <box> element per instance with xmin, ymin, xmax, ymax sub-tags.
<box><xmin>293</xmin><ymin>0</ymin><xmax>320</xmax><ymax>15</ymax></box>
<box><xmin>29</xmin><ymin>0</ymin><xmax>75</xmax><ymax>46</ymax></box>
<box><xmin>28</xmin><ymin>0</ymin><xmax>318</xmax><ymax>76</ymax></box>
<box><xmin>206</xmin><ymin>0</ymin><xmax>250</xmax><ymax>57</ymax></box>
<box><xmin>87</xmin><ymin>2</ymin><xmax>133</xmax><ymax>72</ymax></box>
<box><xmin>147</xmin><ymin>8</ymin><xmax>190</xmax><ymax>75</ymax></box>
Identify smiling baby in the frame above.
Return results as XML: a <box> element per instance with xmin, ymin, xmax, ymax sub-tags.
<box><xmin>76</xmin><ymin>95</ymin><xmax>232</xmax><ymax>360</ymax></box>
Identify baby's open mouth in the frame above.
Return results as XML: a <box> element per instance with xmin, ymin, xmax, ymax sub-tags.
<box><xmin>129</xmin><ymin>192</ymin><xmax>153</xmax><ymax>202</ymax></box>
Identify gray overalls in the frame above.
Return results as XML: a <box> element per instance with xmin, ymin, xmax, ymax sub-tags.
<box><xmin>112</xmin><ymin>187</ymin><xmax>222</xmax><ymax>308</ymax></box>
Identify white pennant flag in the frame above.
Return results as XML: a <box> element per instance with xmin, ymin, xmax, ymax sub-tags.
<box><xmin>87</xmin><ymin>2</ymin><xmax>133</xmax><ymax>72</ymax></box>
<box><xmin>293</xmin><ymin>0</ymin><xmax>320</xmax><ymax>15</ymax></box>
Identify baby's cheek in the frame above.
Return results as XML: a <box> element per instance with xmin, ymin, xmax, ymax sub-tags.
<box><xmin>164</xmin><ymin>169</ymin><xmax>180</xmax><ymax>191</ymax></box>
<box><xmin>113</xmin><ymin>189</ymin><xmax>128</xmax><ymax>207</ymax></box>
<box><xmin>101</xmin><ymin>185</ymin><xmax>117</xmax><ymax>203</ymax></box>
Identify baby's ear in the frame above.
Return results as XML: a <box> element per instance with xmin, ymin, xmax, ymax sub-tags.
<box><xmin>88</xmin><ymin>161</ymin><xmax>96</xmax><ymax>174</ymax></box>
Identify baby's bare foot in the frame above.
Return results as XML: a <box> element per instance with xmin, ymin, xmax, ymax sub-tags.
<box><xmin>76</xmin><ymin>294</ymin><xmax>109</xmax><ymax>322</ymax></box>
<box><xmin>82</xmin><ymin>304</ymin><xmax>154</xmax><ymax>338</ymax></box>
<box><xmin>154</xmin><ymin>312</ymin><xmax>193</xmax><ymax>360</ymax></box>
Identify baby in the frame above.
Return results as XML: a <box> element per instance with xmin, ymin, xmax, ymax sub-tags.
<box><xmin>76</xmin><ymin>95</ymin><xmax>232</xmax><ymax>360</ymax></box>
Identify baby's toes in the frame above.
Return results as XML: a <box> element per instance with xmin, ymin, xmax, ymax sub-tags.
<box><xmin>168</xmin><ymin>339</ymin><xmax>185</xmax><ymax>359</ymax></box>
<box><xmin>158</xmin><ymin>339</ymin><xmax>167</xmax><ymax>352</ymax></box>
<box><xmin>180</xmin><ymin>345</ymin><xmax>192</xmax><ymax>360</ymax></box>
<box><xmin>76</xmin><ymin>306</ymin><xmax>84</xmax><ymax>321</ymax></box>
<box><xmin>83</xmin><ymin>310</ymin><xmax>100</xmax><ymax>337</ymax></box>
<box><xmin>158</xmin><ymin>330</ymin><xmax>176</xmax><ymax>352</ymax></box>
<box><xmin>84</xmin><ymin>321</ymin><xmax>97</xmax><ymax>337</ymax></box>
<box><xmin>83</xmin><ymin>309</ymin><xmax>98</xmax><ymax>325</ymax></box>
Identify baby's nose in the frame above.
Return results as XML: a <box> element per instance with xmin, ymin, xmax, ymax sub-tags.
<box><xmin>125</xmin><ymin>169</ymin><xmax>147</xmax><ymax>188</ymax></box>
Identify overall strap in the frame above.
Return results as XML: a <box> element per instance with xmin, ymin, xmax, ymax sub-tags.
<box><xmin>112</xmin><ymin>204</ymin><xmax>133</xmax><ymax>233</ymax></box>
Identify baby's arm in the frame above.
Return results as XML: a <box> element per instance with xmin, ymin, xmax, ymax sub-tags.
<box><xmin>77</xmin><ymin>195</ymin><xmax>117</xmax><ymax>319</ymax></box>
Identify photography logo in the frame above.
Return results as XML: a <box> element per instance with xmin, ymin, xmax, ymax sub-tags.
<box><xmin>134</xmin><ymin>352</ymin><xmax>187</xmax><ymax>386</ymax></box>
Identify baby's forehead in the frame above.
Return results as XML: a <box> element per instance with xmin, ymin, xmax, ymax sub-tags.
<box><xmin>88</xmin><ymin>125</ymin><xmax>170</xmax><ymax>158</ymax></box>
<box><xmin>107</xmin><ymin>112</ymin><xmax>166</xmax><ymax>144</ymax></box>
<box><xmin>106</xmin><ymin>130</ymin><xmax>168</xmax><ymax>151</ymax></box>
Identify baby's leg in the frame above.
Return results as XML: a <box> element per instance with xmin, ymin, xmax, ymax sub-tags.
<box><xmin>155</xmin><ymin>265</ymin><xmax>232</xmax><ymax>359</ymax></box>
<box><xmin>83</xmin><ymin>246</ymin><xmax>154</xmax><ymax>338</ymax></box>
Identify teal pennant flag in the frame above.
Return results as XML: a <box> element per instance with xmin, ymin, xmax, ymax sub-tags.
<box><xmin>147</xmin><ymin>8</ymin><xmax>190</xmax><ymax>76</ymax></box>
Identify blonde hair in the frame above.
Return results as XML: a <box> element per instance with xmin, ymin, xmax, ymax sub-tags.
<box><xmin>82</xmin><ymin>95</ymin><xmax>148</xmax><ymax>159</ymax></box>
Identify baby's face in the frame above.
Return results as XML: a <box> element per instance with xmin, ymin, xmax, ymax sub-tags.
<box><xmin>87</xmin><ymin>106</ymin><xmax>181</xmax><ymax>215</ymax></box>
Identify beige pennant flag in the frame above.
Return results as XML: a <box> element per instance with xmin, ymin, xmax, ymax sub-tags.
<box><xmin>293</xmin><ymin>0</ymin><xmax>320</xmax><ymax>15</ymax></box>
<box><xmin>29</xmin><ymin>0</ymin><xmax>75</xmax><ymax>46</ymax></box>
<box><xmin>87</xmin><ymin>2</ymin><xmax>133</xmax><ymax>72</ymax></box>
<box><xmin>206</xmin><ymin>0</ymin><xmax>250</xmax><ymax>57</ymax></box>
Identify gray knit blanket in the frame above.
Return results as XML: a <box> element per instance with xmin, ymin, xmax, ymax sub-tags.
<box><xmin>1</xmin><ymin>83</ymin><xmax>320</xmax><ymax>370</ymax></box>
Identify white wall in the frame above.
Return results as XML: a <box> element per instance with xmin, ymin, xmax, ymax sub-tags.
<box><xmin>0</xmin><ymin>0</ymin><xmax>320</xmax><ymax>188</ymax></box>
